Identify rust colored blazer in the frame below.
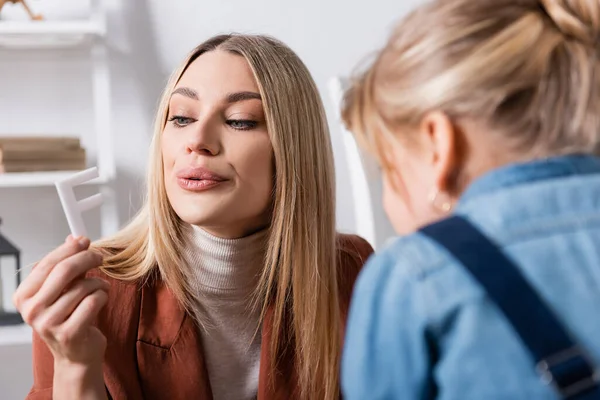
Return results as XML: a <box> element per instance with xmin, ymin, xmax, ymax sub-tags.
<box><xmin>26</xmin><ymin>233</ymin><xmax>373</xmax><ymax>400</ymax></box>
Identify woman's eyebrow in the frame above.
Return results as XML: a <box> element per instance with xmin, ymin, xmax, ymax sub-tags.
<box><xmin>171</xmin><ymin>87</ymin><xmax>199</xmax><ymax>100</ymax></box>
<box><xmin>170</xmin><ymin>88</ymin><xmax>262</xmax><ymax>104</ymax></box>
<box><xmin>225</xmin><ymin>91</ymin><xmax>262</xmax><ymax>103</ymax></box>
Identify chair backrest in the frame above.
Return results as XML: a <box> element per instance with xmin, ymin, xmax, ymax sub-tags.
<box><xmin>328</xmin><ymin>76</ymin><xmax>395</xmax><ymax>250</ymax></box>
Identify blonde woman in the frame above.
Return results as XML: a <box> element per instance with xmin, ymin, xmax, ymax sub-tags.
<box><xmin>341</xmin><ymin>0</ymin><xmax>600</xmax><ymax>399</ymax></box>
<box><xmin>13</xmin><ymin>34</ymin><xmax>373</xmax><ymax>400</ymax></box>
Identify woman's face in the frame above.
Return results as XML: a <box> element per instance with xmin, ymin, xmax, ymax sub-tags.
<box><xmin>162</xmin><ymin>50</ymin><xmax>274</xmax><ymax>238</ymax></box>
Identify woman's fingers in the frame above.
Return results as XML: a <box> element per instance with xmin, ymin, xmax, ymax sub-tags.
<box><xmin>13</xmin><ymin>236</ymin><xmax>90</xmax><ymax>307</ymax></box>
<box><xmin>35</xmin><ymin>278</ymin><xmax>110</xmax><ymax>330</ymax></box>
<box><xmin>33</xmin><ymin>249</ymin><xmax>104</xmax><ymax>307</ymax></box>
<box><xmin>57</xmin><ymin>289</ymin><xmax>109</xmax><ymax>345</ymax></box>
<box><xmin>12</xmin><ymin>237</ymin><xmax>110</xmax><ymax>369</ymax></box>
<box><xmin>17</xmin><ymin>248</ymin><xmax>103</xmax><ymax>327</ymax></box>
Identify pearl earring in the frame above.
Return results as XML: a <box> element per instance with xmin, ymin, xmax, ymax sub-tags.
<box><xmin>428</xmin><ymin>188</ymin><xmax>452</xmax><ymax>213</ymax></box>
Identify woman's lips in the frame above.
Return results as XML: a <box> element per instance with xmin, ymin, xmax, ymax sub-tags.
<box><xmin>177</xmin><ymin>177</ymin><xmax>226</xmax><ymax>192</ymax></box>
<box><xmin>175</xmin><ymin>166</ymin><xmax>228</xmax><ymax>192</ymax></box>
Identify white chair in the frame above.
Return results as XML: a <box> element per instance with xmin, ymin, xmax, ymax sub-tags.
<box><xmin>328</xmin><ymin>77</ymin><xmax>396</xmax><ymax>250</ymax></box>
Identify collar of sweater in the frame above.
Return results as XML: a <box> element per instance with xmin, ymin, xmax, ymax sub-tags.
<box><xmin>182</xmin><ymin>224</ymin><xmax>268</xmax><ymax>296</ymax></box>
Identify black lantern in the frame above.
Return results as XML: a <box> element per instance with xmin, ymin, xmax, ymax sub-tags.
<box><xmin>0</xmin><ymin>218</ymin><xmax>23</xmax><ymax>326</ymax></box>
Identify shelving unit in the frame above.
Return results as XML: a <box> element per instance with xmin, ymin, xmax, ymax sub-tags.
<box><xmin>0</xmin><ymin>0</ymin><xmax>118</xmax><ymax>347</ymax></box>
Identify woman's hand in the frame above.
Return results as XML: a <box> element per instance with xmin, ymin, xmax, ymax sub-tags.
<box><xmin>13</xmin><ymin>235</ymin><xmax>109</xmax><ymax>399</ymax></box>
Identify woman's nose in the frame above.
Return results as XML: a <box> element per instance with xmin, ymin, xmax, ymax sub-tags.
<box><xmin>185</xmin><ymin>118</ymin><xmax>221</xmax><ymax>156</ymax></box>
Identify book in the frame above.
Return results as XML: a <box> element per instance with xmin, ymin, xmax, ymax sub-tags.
<box><xmin>0</xmin><ymin>147</ymin><xmax>86</xmax><ymax>163</ymax></box>
<box><xmin>0</xmin><ymin>136</ymin><xmax>87</xmax><ymax>173</ymax></box>
<box><xmin>0</xmin><ymin>159</ymin><xmax>86</xmax><ymax>173</ymax></box>
<box><xmin>0</xmin><ymin>136</ymin><xmax>81</xmax><ymax>152</ymax></box>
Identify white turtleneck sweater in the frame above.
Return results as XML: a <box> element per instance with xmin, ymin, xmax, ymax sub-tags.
<box><xmin>183</xmin><ymin>225</ymin><xmax>267</xmax><ymax>400</ymax></box>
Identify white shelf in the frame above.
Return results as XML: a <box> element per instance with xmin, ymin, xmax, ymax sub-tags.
<box><xmin>0</xmin><ymin>170</ymin><xmax>109</xmax><ymax>188</ymax></box>
<box><xmin>0</xmin><ymin>324</ymin><xmax>32</xmax><ymax>347</ymax></box>
<box><xmin>0</xmin><ymin>20</ymin><xmax>105</xmax><ymax>49</ymax></box>
<box><xmin>0</xmin><ymin>3</ymin><xmax>120</xmax><ymax>237</ymax></box>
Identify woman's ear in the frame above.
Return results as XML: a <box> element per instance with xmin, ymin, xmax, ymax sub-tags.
<box><xmin>418</xmin><ymin>111</ymin><xmax>459</xmax><ymax>194</ymax></box>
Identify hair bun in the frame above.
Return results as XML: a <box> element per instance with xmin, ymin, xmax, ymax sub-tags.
<box><xmin>540</xmin><ymin>0</ymin><xmax>599</xmax><ymax>45</ymax></box>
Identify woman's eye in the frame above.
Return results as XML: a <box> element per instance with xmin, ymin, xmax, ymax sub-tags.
<box><xmin>168</xmin><ymin>116</ymin><xmax>195</xmax><ymax>128</ymax></box>
<box><xmin>227</xmin><ymin>119</ymin><xmax>258</xmax><ymax>131</ymax></box>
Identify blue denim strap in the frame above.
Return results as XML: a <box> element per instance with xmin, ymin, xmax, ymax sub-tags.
<box><xmin>420</xmin><ymin>216</ymin><xmax>600</xmax><ymax>400</ymax></box>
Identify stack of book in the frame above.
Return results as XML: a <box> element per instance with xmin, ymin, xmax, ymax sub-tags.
<box><xmin>0</xmin><ymin>136</ymin><xmax>86</xmax><ymax>173</ymax></box>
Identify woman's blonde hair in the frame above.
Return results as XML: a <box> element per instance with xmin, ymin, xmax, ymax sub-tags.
<box><xmin>343</xmin><ymin>0</ymin><xmax>600</xmax><ymax>167</ymax></box>
<box><xmin>94</xmin><ymin>34</ymin><xmax>340</xmax><ymax>399</ymax></box>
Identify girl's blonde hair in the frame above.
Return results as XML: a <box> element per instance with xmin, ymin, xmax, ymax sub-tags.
<box><xmin>94</xmin><ymin>34</ymin><xmax>340</xmax><ymax>399</ymax></box>
<box><xmin>343</xmin><ymin>0</ymin><xmax>600</xmax><ymax>167</ymax></box>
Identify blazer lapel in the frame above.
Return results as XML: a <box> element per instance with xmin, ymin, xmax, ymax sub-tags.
<box><xmin>136</xmin><ymin>280</ymin><xmax>213</xmax><ymax>400</ymax></box>
<box><xmin>133</xmin><ymin>283</ymin><xmax>316</xmax><ymax>399</ymax></box>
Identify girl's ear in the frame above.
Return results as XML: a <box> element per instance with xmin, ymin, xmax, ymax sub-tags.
<box><xmin>418</xmin><ymin>111</ymin><xmax>460</xmax><ymax>194</ymax></box>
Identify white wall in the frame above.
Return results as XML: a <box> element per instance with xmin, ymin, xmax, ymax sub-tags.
<box><xmin>0</xmin><ymin>0</ymin><xmax>420</xmax><ymax>397</ymax></box>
